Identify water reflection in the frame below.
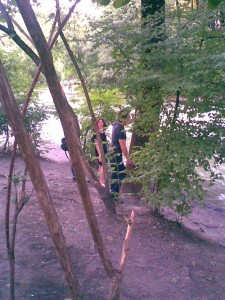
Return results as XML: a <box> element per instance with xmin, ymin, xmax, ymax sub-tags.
<box><xmin>199</xmin><ymin>164</ymin><xmax>225</xmax><ymax>208</ymax></box>
<box><xmin>204</xmin><ymin>179</ymin><xmax>225</xmax><ymax>208</ymax></box>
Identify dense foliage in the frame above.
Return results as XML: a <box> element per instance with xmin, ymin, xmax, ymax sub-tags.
<box><xmin>0</xmin><ymin>47</ymin><xmax>49</xmax><ymax>153</ymax></box>
<box><xmin>70</xmin><ymin>1</ymin><xmax>225</xmax><ymax>214</ymax></box>
<box><xmin>129</xmin><ymin>4</ymin><xmax>225</xmax><ymax>214</ymax></box>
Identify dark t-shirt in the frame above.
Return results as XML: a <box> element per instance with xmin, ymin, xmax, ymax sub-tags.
<box><xmin>111</xmin><ymin>121</ymin><xmax>126</xmax><ymax>154</ymax></box>
<box><xmin>91</xmin><ymin>132</ymin><xmax>107</xmax><ymax>157</ymax></box>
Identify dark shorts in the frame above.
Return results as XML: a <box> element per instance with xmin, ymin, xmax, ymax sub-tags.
<box><xmin>110</xmin><ymin>154</ymin><xmax>126</xmax><ymax>194</ymax></box>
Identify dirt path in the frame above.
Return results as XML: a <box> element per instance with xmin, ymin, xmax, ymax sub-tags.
<box><xmin>0</xmin><ymin>146</ymin><xmax>225</xmax><ymax>300</ymax></box>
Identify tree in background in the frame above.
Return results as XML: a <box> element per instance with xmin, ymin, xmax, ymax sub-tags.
<box><xmin>77</xmin><ymin>0</ymin><xmax>225</xmax><ymax>215</ymax></box>
<box><xmin>127</xmin><ymin>1</ymin><xmax>225</xmax><ymax>214</ymax></box>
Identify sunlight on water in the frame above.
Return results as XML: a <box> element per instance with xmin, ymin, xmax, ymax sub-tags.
<box><xmin>41</xmin><ymin>115</ymin><xmax>64</xmax><ymax>144</ymax></box>
<box><xmin>39</xmin><ymin>88</ymin><xmax>79</xmax><ymax>144</ymax></box>
<box><xmin>38</xmin><ymin>89</ymin><xmax>78</xmax><ymax>162</ymax></box>
<box><xmin>201</xmin><ymin>164</ymin><xmax>225</xmax><ymax>208</ymax></box>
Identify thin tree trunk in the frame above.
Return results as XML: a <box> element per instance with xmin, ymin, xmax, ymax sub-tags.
<box><xmin>3</xmin><ymin>125</ymin><xmax>9</xmax><ymax>151</ymax></box>
<box><xmin>16</xmin><ymin>0</ymin><xmax>116</xmax><ymax>281</ymax></box>
<box><xmin>0</xmin><ymin>60</ymin><xmax>82</xmax><ymax>299</ymax></box>
<box><xmin>5</xmin><ymin>143</ymin><xmax>17</xmax><ymax>300</ymax></box>
<box><xmin>5</xmin><ymin>14</ymin><xmax>60</xmax><ymax>300</ymax></box>
<box><xmin>58</xmin><ymin>29</ymin><xmax>115</xmax><ymax>212</ymax></box>
<box><xmin>9</xmin><ymin>187</ymin><xmax>26</xmax><ymax>300</ymax></box>
<box><xmin>0</xmin><ymin>2</ymin><xmax>40</xmax><ymax>65</ymax></box>
<box><xmin>55</xmin><ymin>1</ymin><xmax>111</xmax><ymax>201</ymax></box>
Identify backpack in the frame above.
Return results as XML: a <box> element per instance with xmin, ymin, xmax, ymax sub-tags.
<box><xmin>61</xmin><ymin>137</ymin><xmax>68</xmax><ymax>151</ymax></box>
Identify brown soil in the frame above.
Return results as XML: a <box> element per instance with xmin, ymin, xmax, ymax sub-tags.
<box><xmin>0</xmin><ymin>144</ymin><xmax>225</xmax><ymax>300</ymax></box>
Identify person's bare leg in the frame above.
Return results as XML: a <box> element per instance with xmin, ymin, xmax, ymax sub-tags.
<box><xmin>99</xmin><ymin>165</ymin><xmax>105</xmax><ymax>186</ymax></box>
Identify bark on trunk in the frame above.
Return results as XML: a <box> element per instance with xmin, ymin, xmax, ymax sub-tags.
<box><xmin>16</xmin><ymin>0</ymin><xmax>115</xmax><ymax>281</ymax></box>
<box><xmin>58</xmin><ymin>29</ymin><xmax>115</xmax><ymax>213</ymax></box>
<box><xmin>0</xmin><ymin>61</ymin><xmax>82</xmax><ymax>299</ymax></box>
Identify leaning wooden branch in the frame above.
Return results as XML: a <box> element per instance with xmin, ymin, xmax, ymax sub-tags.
<box><xmin>0</xmin><ymin>23</ymin><xmax>40</xmax><ymax>65</ymax></box>
<box><xmin>0</xmin><ymin>0</ymin><xmax>79</xmax><ymax>69</ymax></box>
<box><xmin>58</xmin><ymin>30</ymin><xmax>115</xmax><ymax>213</ymax></box>
<box><xmin>1</xmin><ymin>0</ymin><xmax>85</xmax><ymax>298</ymax></box>
<box><xmin>0</xmin><ymin>2</ymin><xmax>39</xmax><ymax>64</ymax></box>
<box><xmin>55</xmin><ymin>0</ymin><xmax>113</xmax><ymax>212</ymax></box>
<box><xmin>60</xmin><ymin>31</ymin><xmax>109</xmax><ymax>188</ymax></box>
<box><xmin>109</xmin><ymin>210</ymin><xmax>136</xmax><ymax>300</ymax></box>
<box><xmin>5</xmin><ymin>16</ymin><xmax>59</xmax><ymax>300</ymax></box>
<box><xmin>16</xmin><ymin>0</ymin><xmax>116</xmax><ymax>285</ymax></box>
<box><xmin>0</xmin><ymin>59</ymin><xmax>83</xmax><ymax>299</ymax></box>
<box><xmin>11</xmin><ymin>18</ymin><xmax>34</xmax><ymax>46</ymax></box>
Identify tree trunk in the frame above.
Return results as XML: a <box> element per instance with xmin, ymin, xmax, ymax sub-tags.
<box><xmin>129</xmin><ymin>0</ymin><xmax>165</xmax><ymax>151</ymax></box>
<box><xmin>128</xmin><ymin>0</ymin><xmax>165</xmax><ymax>193</ymax></box>
<box><xmin>16</xmin><ymin>0</ymin><xmax>115</xmax><ymax>281</ymax></box>
<box><xmin>0</xmin><ymin>60</ymin><xmax>82</xmax><ymax>299</ymax></box>
<box><xmin>58</xmin><ymin>28</ymin><xmax>115</xmax><ymax>212</ymax></box>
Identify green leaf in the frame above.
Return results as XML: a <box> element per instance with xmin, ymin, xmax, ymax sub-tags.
<box><xmin>113</xmin><ymin>0</ymin><xmax>131</xmax><ymax>9</ymax></box>
<box><xmin>99</xmin><ymin>0</ymin><xmax>111</xmax><ymax>5</ymax></box>
<box><xmin>208</xmin><ymin>0</ymin><xmax>224</xmax><ymax>9</ymax></box>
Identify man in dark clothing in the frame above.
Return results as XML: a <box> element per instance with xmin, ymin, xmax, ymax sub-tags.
<box><xmin>110</xmin><ymin>109</ymin><xmax>133</xmax><ymax>199</ymax></box>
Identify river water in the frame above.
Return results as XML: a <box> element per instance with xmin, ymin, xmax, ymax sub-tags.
<box><xmin>198</xmin><ymin>165</ymin><xmax>225</xmax><ymax>209</ymax></box>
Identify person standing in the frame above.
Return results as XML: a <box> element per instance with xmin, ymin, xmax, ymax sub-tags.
<box><xmin>91</xmin><ymin>117</ymin><xmax>108</xmax><ymax>186</ymax></box>
<box><xmin>61</xmin><ymin>137</ymin><xmax>76</xmax><ymax>181</ymax></box>
<box><xmin>110</xmin><ymin>108</ymin><xmax>133</xmax><ymax>200</ymax></box>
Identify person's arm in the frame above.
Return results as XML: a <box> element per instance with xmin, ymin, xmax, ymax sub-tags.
<box><xmin>119</xmin><ymin>139</ymin><xmax>133</xmax><ymax>166</ymax></box>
